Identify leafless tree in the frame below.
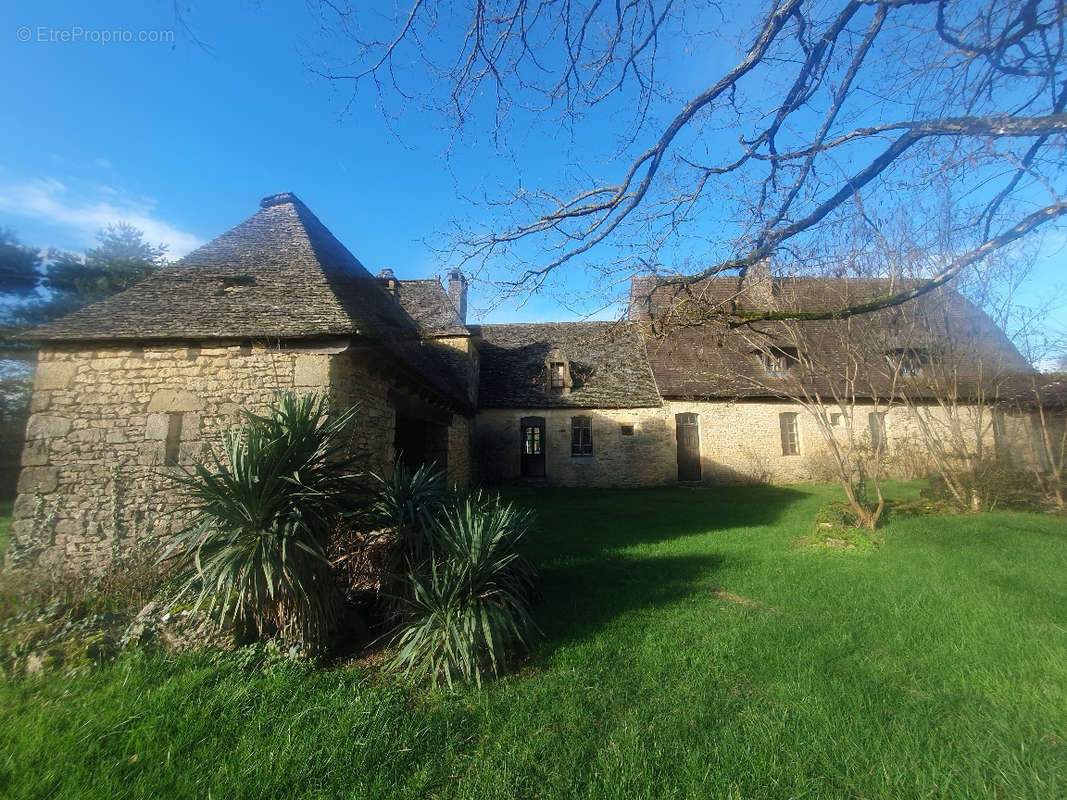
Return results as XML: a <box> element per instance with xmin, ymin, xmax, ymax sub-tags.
<box><xmin>657</xmin><ymin>202</ymin><xmax>1057</xmax><ymax>523</ymax></box>
<box><xmin>880</xmin><ymin>299</ymin><xmax>1015</xmax><ymax>510</ymax></box>
<box><xmin>716</xmin><ymin>282</ymin><xmax>907</xmax><ymax>529</ymax></box>
<box><xmin>885</xmin><ymin>225</ymin><xmax>1067</xmax><ymax>510</ymax></box>
<box><xmin>311</xmin><ymin>0</ymin><xmax>1067</xmax><ymax>320</ymax></box>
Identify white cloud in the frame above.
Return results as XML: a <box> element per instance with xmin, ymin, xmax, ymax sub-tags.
<box><xmin>0</xmin><ymin>178</ymin><xmax>201</xmax><ymax>258</ymax></box>
<box><xmin>95</xmin><ymin>158</ymin><xmax>113</xmax><ymax>169</ymax></box>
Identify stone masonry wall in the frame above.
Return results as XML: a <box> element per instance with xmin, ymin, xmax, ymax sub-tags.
<box><xmin>9</xmin><ymin>343</ymin><xmax>413</xmax><ymax>573</ymax></box>
<box><xmin>447</xmin><ymin>414</ymin><xmax>472</xmax><ymax>486</ymax></box>
<box><xmin>326</xmin><ymin>350</ymin><xmax>396</xmax><ymax>478</ymax></box>
<box><xmin>474</xmin><ymin>407</ymin><xmax>677</xmax><ymax>487</ymax></box>
<box><xmin>473</xmin><ymin>399</ymin><xmax>1025</xmax><ymax>487</ymax></box>
<box><xmin>330</xmin><ymin>351</ymin><xmax>471</xmax><ymax>486</ymax></box>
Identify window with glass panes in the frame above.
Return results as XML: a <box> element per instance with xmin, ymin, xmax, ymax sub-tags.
<box><xmin>779</xmin><ymin>412</ymin><xmax>800</xmax><ymax>456</ymax></box>
<box><xmin>523</xmin><ymin>424</ymin><xmax>542</xmax><ymax>455</ymax></box>
<box><xmin>571</xmin><ymin>416</ymin><xmax>592</xmax><ymax>456</ymax></box>
<box><xmin>549</xmin><ymin>362</ymin><xmax>566</xmax><ymax>389</ymax></box>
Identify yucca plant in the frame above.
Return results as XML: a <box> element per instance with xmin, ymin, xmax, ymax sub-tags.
<box><xmin>163</xmin><ymin>392</ymin><xmax>363</xmax><ymax>652</ymax></box>
<box><xmin>367</xmin><ymin>460</ymin><xmax>451</xmax><ymax>559</ymax></box>
<box><xmin>388</xmin><ymin>493</ymin><xmax>539</xmax><ymax>687</ymax></box>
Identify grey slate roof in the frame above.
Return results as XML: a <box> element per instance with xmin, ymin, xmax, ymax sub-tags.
<box><xmin>391</xmin><ymin>279</ymin><xmax>468</xmax><ymax>337</ymax></box>
<box><xmin>1037</xmin><ymin>380</ymin><xmax>1067</xmax><ymax>408</ymax></box>
<box><xmin>29</xmin><ymin>194</ymin><xmax>406</xmax><ymax>342</ymax></box>
<box><xmin>24</xmin><ymin>193</ymin><xmax>470</xmax><ymax>408</ymax></box>
<box><xmin>629</xmin><ymin>276</ymin><xmax>1034</xmax><ymax>400</ymax></box>
<box><xmin>471</xmin><ymin>322</ymin><xmax>662</xmax><ymax>408</ymax></box>
<box><xmin>1002</xmin><ymin>377</ymin><xmax>1067</xmax><ymax>409</ymax></box>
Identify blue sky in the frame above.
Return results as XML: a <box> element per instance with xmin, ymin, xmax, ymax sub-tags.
<box><xmin>0</xmin><ymin>1</ymin><xmax>544</xmax><ymax>320</ymax></box>
<box><xmin>1</xmin><ymin>1</ymin><xmax>1064</xmax><ymax>340</ymax></box>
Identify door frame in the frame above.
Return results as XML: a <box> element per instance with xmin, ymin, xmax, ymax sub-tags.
<box><xmin>520</xmin><ymin>416</ymin><xmax>546</xmax><ymax>478</ymax></box>
<box><xmin>675</xmin><ymin>412</ymin><xmax>702</xmax><ymax>482</ymax></box>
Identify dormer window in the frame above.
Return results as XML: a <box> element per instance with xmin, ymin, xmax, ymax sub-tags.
<box><xmin>760</xmin><ymin>347</ymin><xmax>799</xmax><ymax>377</ymax></box>
<box><xmin>886</xmin><ymin>348</ymin><xmax>934</xmax><ymax>377</ymax></box>
<box><xmin>544</xmin><ymin>349</ymin><xmax>572</xmax><ymax>394</ymax></box>
<box><xmin>549</xmin><ymin>362</ymin><xmax>566</xmax><ymax>390</ymax></box>
<box><xmin>216</xmin><ymin>275</ymin><xmax>255</xmax><ymax>296</ymax></box>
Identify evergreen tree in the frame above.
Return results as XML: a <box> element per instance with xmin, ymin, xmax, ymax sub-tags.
<box><xmin>42</xmin><ymin>222</ymin><xmax>167</xmax><ymax>313</ymax></box>
<box><xmin>0</xmin><ymin>228</ymin><xmax>43</xmax><ymax>299</ymax></box>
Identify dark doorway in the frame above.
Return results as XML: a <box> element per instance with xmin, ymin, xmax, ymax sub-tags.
<box><xmin>395</xmin><ymin>415</ymin><xmax>449</xmax><ymax>473</ymax></box>
<box><xmin>391</xmin><ymin>391</ymin><xmax>453</xmax><ymax>475</ymax></box>
<box><xmin>676</xmin><ymin>412</ymin><xmax>701</xmax><ymax>481</ymax></box>
<box><xmin>395</xmin><ymin>415</ymin><xmax>428</xmax><ymax>472</ymax></box>
<box><xmin>520</xmin><ymin>416</ymin><xmax>546</xmax><ymax>477</ymax></box>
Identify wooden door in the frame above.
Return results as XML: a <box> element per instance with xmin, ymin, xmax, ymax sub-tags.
<box><xmin>520</xmin><ymin>416</ymin><xmax>546</xmax><ymax>477</ymax></box>
<box><xmin>676</xmin><ymin>412</ymin><xmax>701</xmax><ymax>481</ymax></box>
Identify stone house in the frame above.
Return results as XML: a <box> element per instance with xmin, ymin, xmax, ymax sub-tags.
<box><xmin>8</xmin><ymin>192</ymin><xmax>1053</xmax><ymax>570</ymax></box>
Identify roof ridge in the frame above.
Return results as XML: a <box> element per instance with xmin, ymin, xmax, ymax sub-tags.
<box><xmin>259</xmin><ymin>191</ymin><xmax>304</xmax><ymax>209</ymax></box>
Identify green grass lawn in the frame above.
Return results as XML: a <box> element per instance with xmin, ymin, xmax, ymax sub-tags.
<box><xmin>2</xmin><ymin>484</ymin><xmax>1066</xmax><ymax>799</ymax></box>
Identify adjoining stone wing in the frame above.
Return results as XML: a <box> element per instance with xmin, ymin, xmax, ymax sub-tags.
<box><xmin>385</xmin><ymin>275</ymin><xmax>478</xmax><ymax>406</ymax></box>
<box><xmin>389</xmin><ymin>277</ymin><xmax>469</xmax><ymax>338</ymax></box>
<box><xmin>470</xmin><ymin>321</ymin><xmax>671</xmax><ymax>486</ymax></box>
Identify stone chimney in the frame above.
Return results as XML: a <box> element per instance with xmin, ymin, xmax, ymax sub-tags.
<box><xmin>377</xmin><ymin>267</ymin><xmax>398</xmax><ymax>296</ymax></box>
<box><xmin>260</xmin><ymin>191</ymin><xmax>299</xmax><ymax>209</ymax></box>
<box><xmin>447</xmin><ymin>269</ymin><xmax>468</xmax><ymax>323</ymax></box>
<box><xmin>741</xmin><ymin>258</ymin><xmax>775</xmax><ymax>309</ymax></box>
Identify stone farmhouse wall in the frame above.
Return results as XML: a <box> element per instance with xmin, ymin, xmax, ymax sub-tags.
<box><xmin>474</xmin><ymin>407</ymin><xmax>677</xmax><ymax>487</ymax></box>
<box><xmin>11</xmin><ymin>338</ymin><xmax>1043</xmax><ymax>571</ymax></box>
<box><xmin>474</xmin><ymin>399</ymin><xmax>1036</xmax><ymax>488</ymax></box>
<box><xmin>10</xmin><ymin>341</ymin><xmax>468</xmax><ymax>573</ymax></box>
<box><xmin>447</xmin><ymin>415</ymin><xmax>472</xmax><ymax>486</ymax></box>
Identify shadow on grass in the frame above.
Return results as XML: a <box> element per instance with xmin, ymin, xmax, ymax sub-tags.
<box><xmin>507</xmin><ymin>484</ymin><xmax>808</xmax><ymax>655</ymax></box>
<box><xmin>531</xmin><ymin>552</ymin><xmax>729</xmax><ymax>657</ymax></box>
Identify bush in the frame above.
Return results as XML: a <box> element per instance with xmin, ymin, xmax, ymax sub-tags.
<box><xmin>802</xmin><ymin>451</ymin><xmax>842</xmax><ymax>484</ymax></box>
<box><xmin>164</xmin><ymin>392</ymin><xmax>363</xmax><ymax>654</ymax></box>
<box><xmin>813</xmin><ymin>500</ymin><xmax>861</xmax><ymax>530</ymax></box>
<box><xmin>924</xmin><ymin>459</ymin><xmax>1042</xmax><ymax>512</ymax></box>
<box><xmin>0</xmin><ymin>539</ymin><xmax>168</xmax><ymax>676</ymax></box>
<box><xmin>737</xmin><ymin>445</ymin><xmax>773</xmax><ymax>485</ymax></box>
<box><xmin>885</xmin><ymin>441</ymin><xmax>933</xmax><ymax>480</ymax></box>
<box><xmin>367</xmin><ymin>461</ymin><xmax>451</xmax><ymax>559</ymax></box>
<box><xmin>387</xmin><ymin>492</ymin><xmax>540</xmax><ymax>687</ymax></box>
<box><xmin>803</xmin><ymin>526</ymin><xmax>883</xmax><ymax>553</ymax></box>
<box><xmin>804</xmin><ymin>501</ymin><xmax>882</xmax><ymax>551</ymax></box>
<box><xmin>327</xmin><ymin>462</ymin><xmax>454</xmax><ymax>609</ymax></box>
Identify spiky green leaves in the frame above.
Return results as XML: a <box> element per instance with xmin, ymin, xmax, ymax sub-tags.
<box><xmin>163</xmin><ymin>392</ymin><xmax>363</xmax><ymax>652</ymax></box>
<box><xmin>387</xmin><ymin>493</ymin><xmax>539</xmax><ymax>688</ymax></box>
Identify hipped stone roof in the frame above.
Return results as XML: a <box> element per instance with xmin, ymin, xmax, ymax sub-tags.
<box><xmin>25</xmin><ymin>193</ymin><xmax>470</xmax><ymax>407</ymax></box>
<box><xmin>30</xmin><ymin>193</ymin><xmax>415</xmax><ymax>342</ymax></box>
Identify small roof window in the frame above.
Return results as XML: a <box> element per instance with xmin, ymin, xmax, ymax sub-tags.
<box><xmin>216</xmin><ymin>275</ymin><xmax>256</xmax><ymax>295</ymax></box>
<box><xmin>545</xmin><ymin>348</ymin><xmax>572</xmax><ymax>394</ymax></box>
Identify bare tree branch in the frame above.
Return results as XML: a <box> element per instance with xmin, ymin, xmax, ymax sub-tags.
<box><xmin>309</xmin><ymin>0</ymin><xmax>1067</xmax><ymax>321</ymax></box>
